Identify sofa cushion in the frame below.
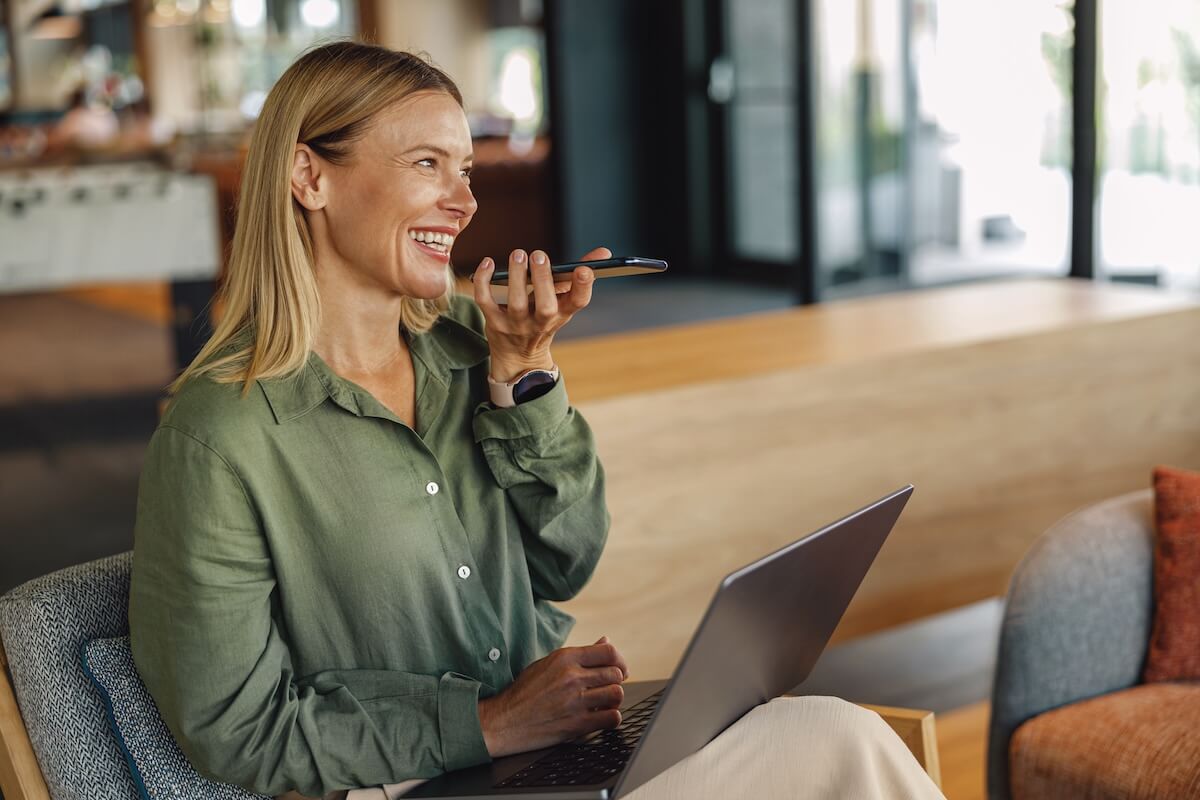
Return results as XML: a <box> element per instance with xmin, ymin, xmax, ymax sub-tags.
<box><xmin>1009</xmin><ymin>682</ymin><xmax>1200</xmax><ymax>799</ymax></box>
<box><xmin>81</xmin><ymin>635</ymin><xmax>268</xmax><ymax>800</ymax></box>
<box><xmin>1144</xmin><ymin>465</ymin><xmax>1200</xmax><ymax>682</ymax></box>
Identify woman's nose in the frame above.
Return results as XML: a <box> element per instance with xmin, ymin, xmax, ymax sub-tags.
<box><xmin>443</xmin><ymin>177</ymin><xmax>478</xmax><ymax>219</ymax></box>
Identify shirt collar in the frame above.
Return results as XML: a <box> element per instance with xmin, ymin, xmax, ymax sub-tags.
<box><xmin>258</xmin><ymin>312</ymin><xmax>490</xmax><ymax>425</ymax></box>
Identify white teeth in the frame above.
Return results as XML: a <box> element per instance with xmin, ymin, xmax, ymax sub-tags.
<box><xmin>409</xmin><ymin>230</ymin><xmax>454</xmax><ymax>249</ymax></box>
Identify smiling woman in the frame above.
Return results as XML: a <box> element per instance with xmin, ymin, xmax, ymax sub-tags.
<box><xmin>129</xmin><ymin>40</ymin><xmax>618</xmax><ymax>800</ymax></box>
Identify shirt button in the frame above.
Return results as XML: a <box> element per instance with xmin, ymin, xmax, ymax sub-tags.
<box><xmin>457</xmin><ymin>565</ymin><xmax>471</xmax><ymax>580</ymax></box>
<box><xmin>488</xmin><ymin>647</ymin><xmax>501</xmax><ymax>662</ymax></box>
<box><xmin>425</xmin><ymin>481</ymin><xmax>439</xmax><ymax>496</ymax></box>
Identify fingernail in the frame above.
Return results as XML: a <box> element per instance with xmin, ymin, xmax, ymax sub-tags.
<box><xmin>513</xmin><ymin>250</ymin><xmax>526</xmax><ymax>264</ymax></box>
<box><xmin>578</xmin><ymin>268</ymin><xmax>593</xmax><ymax>283</ymax></box>
<box><xmin>483</xmin><ymin>258</ymin><xmax>494</xmax><ymax>271</ymax></box>
<box><xmin>532</xmin><ymin>251</ymin><xmax>548</xmax><ymax>265</ymax></box>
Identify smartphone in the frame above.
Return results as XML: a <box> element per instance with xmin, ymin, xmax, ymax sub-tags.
<box><xmin>490</xmin><ymin>256</ymin><xmax>668</xmax><ymax>285</ymax></box>
<box><xmin>488</xmin><ymin>257</ymin><xmax>667</xmax><ymax>304</ymax></box>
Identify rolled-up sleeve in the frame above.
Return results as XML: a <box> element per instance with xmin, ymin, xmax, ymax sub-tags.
<box><xmin>472</xmin><ymin>379</ymin><xmax>610</xmax><ymax>601</ymax></box>
<box><xmin>129</xmin><ymin>426</ymin><xmax>490</xmax><ymax>797</ymax></box>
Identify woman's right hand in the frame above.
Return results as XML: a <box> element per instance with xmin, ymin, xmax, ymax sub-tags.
<box><xmin>478</xmin><ymin>637</ymin><xmax>630</xmax><ymax>758</ymax></box>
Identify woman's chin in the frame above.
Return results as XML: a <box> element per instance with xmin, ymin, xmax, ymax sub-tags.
<box><xmin>398</xmin><ymin>274</ymin><xmax>449</xmax><ymax>301</ymax></box>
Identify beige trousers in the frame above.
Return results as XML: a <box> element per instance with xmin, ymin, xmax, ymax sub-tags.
<box><xmin>329</xmin><ymin>696</ymin><xmax>945</xmax><ymax>800</ymax></box>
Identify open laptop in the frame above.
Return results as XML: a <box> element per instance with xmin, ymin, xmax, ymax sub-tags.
<box><xmin>406</xmin><ymin>485</ymin><xmax>913</xmax><ymax>799</ymax></box>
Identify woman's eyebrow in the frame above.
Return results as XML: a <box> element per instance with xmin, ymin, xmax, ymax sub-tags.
<box><xmin>402</xmin><ymin>144</ymin><xmax>474</xmax><ymax>163</ymax></box>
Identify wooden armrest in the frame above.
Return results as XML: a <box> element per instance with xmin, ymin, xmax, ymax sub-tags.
<box><xmin>0</xmin><ymin>638</ymin><xmax>52</xmax><ymax>800</ymax></box>
<box><xmin>858</xmin><ymin>703</ymin><xmax>942</xmax><ymax>789</ymax></box>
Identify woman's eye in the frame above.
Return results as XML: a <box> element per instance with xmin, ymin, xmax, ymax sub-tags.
<box><xmin>460</xmin><ymin>168</ymin><xmax>473</xmax><ymax>182</ymax></box>
<box><xmin>417</xmin><ymin>158</ymin><xmax>436</xmax><ymax>168</ymax></box>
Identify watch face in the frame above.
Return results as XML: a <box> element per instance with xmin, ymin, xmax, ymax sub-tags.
<box><xmin>512</xmin><ymin>370</ymin><xmax>557</xmax><ymax>404</ymax></box>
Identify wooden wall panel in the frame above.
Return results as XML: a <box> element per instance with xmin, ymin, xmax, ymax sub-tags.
<box><xmin>556</xmin><ymin>282</ymin><xmax>1200</xmax><ymax>680</ymax></box>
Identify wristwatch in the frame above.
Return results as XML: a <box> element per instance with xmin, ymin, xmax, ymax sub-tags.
<box><xmin>488</xmin><ymin>365</ymin><xmax>560</xmax><ymax>408</ymax></box>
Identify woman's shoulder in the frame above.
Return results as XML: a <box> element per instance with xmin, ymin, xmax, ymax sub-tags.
<box><xmin>157</xmin><ymin>372</ymin><xmax>274</xmax><ymax>454</ymax></box>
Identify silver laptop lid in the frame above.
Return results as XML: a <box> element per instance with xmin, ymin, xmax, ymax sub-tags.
<box><xmin>612</xmin><ymin>486</ymin><xmax>914</xmax><ymax>798</ymax></box>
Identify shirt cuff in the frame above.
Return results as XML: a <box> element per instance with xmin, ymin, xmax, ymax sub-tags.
<box><xmin>436</xmin><ymin>672</ymin><xmax>491</xmax><ymax>773</ymax></box>
<box><xmin>473</xmin><ymin>376</ymin><xmax>570</xmax><ymax>443</ymax></box>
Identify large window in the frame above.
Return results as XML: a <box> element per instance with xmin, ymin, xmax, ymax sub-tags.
<box><xmin>814</xmin><ymin>0</ymin><xmax>1073</xmax><ymax>296</ymax></box>
<box><xmin>704</xmin><ymin>0</ymin><xmax>1200</xmax><ymax>301</ymax></box>
<box><xmin>1097</xmin><ymin>0</ymin><xmax>1200</xmax><ymax>291</ymax></box>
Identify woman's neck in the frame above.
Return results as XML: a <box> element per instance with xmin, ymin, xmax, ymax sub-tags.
<box><xmin>313</xmin><ymin>268</ymin><xmax>408</xmax><ymax>376</ymax></box>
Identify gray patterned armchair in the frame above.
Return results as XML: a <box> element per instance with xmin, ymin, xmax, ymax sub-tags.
<box><xmin>0</xmin><ymin>552</ymin><xmax>138</xmax><ymax>800</ymax></box>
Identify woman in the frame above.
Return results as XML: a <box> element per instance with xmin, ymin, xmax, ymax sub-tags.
<box><xmin>130</xmin><ymin>42</ymin><xmax>943</xmax><ymax>800</ymax></box>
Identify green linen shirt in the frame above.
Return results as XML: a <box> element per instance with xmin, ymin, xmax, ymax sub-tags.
<box><xmin>128</xmin><ymin>295</ymin><xmax>610</xmax><ymax>797</ymax></box>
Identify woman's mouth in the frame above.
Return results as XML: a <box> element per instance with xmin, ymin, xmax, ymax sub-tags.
<box><xmin>408</xmin><ymin>229</ymin><xmax>454</xmax><ymax>261</ymax></box>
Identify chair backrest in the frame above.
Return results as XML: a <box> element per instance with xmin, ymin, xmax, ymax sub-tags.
<box><xmin>0</xmin><ymin>552</ymin><xmax>140</xmax><ymax>800</ymax></box>
<box><xmin>986</xmin><ymin>489</ymin><xmax>1155</xmax><ymax>800</ymax></box>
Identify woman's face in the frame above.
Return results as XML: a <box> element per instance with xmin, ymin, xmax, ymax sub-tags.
<box><xmin>307</xmin><ymin>90</ymin><xmax>477</xmax><ymax>300</ymax></box>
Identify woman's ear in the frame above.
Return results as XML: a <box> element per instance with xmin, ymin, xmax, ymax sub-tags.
<box><xmin>291</xmin><ymin>144</ymin><xmax>327</xmax><ymax>211</ymax></box>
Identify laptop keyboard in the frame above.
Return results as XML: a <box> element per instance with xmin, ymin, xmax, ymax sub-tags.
<box><xmin>494</xmin><ymin>690</ymin><xmax>663</xmax><ymax>789</ymax></box>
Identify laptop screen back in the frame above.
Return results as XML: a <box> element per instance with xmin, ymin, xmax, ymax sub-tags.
<box><xmin>612</xmin><ymin>486</ymin><xmax>913</xmax><ymax>798</ymax></box>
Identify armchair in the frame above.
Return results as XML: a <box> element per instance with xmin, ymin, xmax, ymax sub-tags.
<box><xmin>988</xmin><ymin>489</ymin><xmax>1200</xmax><ymax>799</ymax></box>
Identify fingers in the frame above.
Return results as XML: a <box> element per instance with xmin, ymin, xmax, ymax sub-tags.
<box><xmin>528</xmin><ymin>250</ymin><xmax>558</xmax><ymax>321</ymax></box>
<box><xmin>507</xmin><ymin>249</ymin><xmax>529</xmax><ymax>314</ymax></box>
<box><xmin>582</xmin><ymin>708</ymin><xmax>622</xmax><ymax>733</ymax></box>
<box><xmin>559</xmin><ymin>265</ymin><xmax>594</xmax><ymax>315</ymax></box>
<box><xmin>578</xmin><ymin>665</ymin><xmax>627</xmax><ymax>689</ymax></box>
<box><xmin>577</xmin><ymin>640</ymin><xmax>630</xmax><ymax>680</ymax></box>
<box><xmin>579</xmin><ymin>682</ymin><xmax>624</xmax><ymax>711</ymax></box>
<box><xmin>580</xmin><ymin>246</ymin><xmax>612</xmax><ymax>262</ymax></box>
<box><xmin>472</xmin><ymin>257</ymin><xmax>501</xmax><ymax>316</ymax></box>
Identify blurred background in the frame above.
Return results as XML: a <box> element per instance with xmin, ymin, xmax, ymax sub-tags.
<box><xmin>3</xmin><ymin>4</ymin><xmax>1200</xmax><ymax>796</ymax></box>
<box><xmin>4</xmin><ymin>0</ymin><xmax>1200</xmax><ymax>628</ymax></box>
<box><xmin>2</xmin><ymin>0</ymin><xmax>1200</xmax><ymax>662</ymax></box>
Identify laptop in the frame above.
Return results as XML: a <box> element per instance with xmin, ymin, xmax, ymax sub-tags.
<box><xmin>406</xmin><ymin>485</ymin><xmax>914</xmax><ymax>799</ymax></box>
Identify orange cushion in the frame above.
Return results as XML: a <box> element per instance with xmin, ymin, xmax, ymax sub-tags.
<box><xmin>1144</xmin><ymin>465</ymin><xmax>1200</xmax><ymax>683</ymax></box>
<box><xmin>1010</xmin><ymin>683</ymin><xmax>1200</xmax><ymax>799</ymax></box>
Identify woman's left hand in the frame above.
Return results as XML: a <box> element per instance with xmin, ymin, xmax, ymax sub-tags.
<box><xmin>473</xmin><ymin>246</ymin><xmax>610</xmax><ymax>382</ymax></box>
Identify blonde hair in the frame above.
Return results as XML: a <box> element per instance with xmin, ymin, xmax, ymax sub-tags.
<box><xmin>170</xmin><ymin>41</ymin><xmax>464</xmax><ymax>395</ymax></box>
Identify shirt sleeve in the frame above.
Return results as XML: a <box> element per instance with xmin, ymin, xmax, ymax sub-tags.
<box><xmin>472</xmin><ymin>377</ymin><xmax>610</xmax><ymax>602</ymax></box>
<box><xmin>129</xmin><ymin>426</ymin><xmax>491</xmax><ymax>797</ymax></box>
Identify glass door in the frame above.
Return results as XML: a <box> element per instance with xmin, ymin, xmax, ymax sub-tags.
<box><xmin>816</xmin><ymin>0</ymin><xmax>1074</xmax><ymax>297</ymax></box>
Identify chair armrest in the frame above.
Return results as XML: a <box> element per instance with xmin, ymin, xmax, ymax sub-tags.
<box><xmin>987</xmin><ymin>489</ymin><xmax>1154</xmax><ymax>800</ymax></box>
<box><xmin>859</xmin><ymin>703</ymin><xmax>941</xmax><ymax>789</ymax></box>
<box><xmin>0</xmin><ymin>637</ymin><xmax>52</xmax><ymax>800</ymax></box>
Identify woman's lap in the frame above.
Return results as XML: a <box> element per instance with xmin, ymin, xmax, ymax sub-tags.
<box><xmin>622</xmin><ymin>696</ymin><xmax>944</xmax><ymax>800</ymax></box>
<box><xmin>330</xmin><ymin>696</ymin><xmax>944</xmax><ymax>800</ymax></box>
